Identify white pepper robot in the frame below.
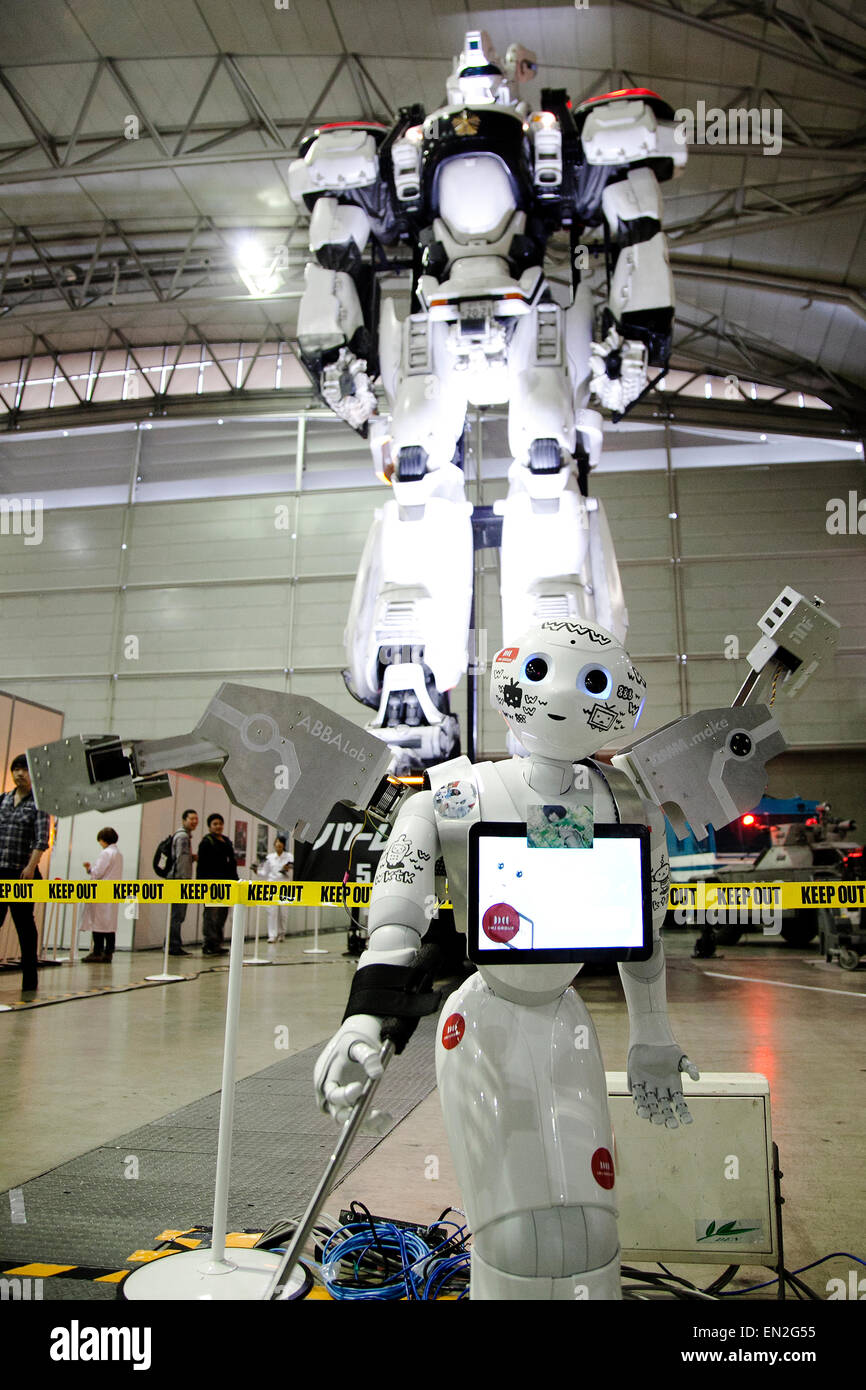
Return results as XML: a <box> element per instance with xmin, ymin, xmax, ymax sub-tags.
<box><xmin>314</xmin><ymin>590</ymin><xmax>839</xmax><ymax>1299</ymax></box>
<box><xmin>289</xmin><ymin>31</ymin><xmax>686</xmax><ymax>770</ymax></box>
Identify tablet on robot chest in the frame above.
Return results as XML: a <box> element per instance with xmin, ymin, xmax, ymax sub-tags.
<box><xmin>467</xmin><ymin>822</ymin><xmax>654</xmax><ymax>965</ymax></box>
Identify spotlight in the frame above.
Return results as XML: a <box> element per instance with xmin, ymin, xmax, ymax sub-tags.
<box><xmin>235</xmin><ymin>237</ymin><xmax>284</xmax><ymax>296</ymax></box>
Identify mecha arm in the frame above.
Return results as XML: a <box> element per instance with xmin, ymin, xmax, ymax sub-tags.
<box><xmin>611</xmin><ymin>588</ymin><xmax>840</xmax><ymax>840</ymax></box>
<box><xmin>288</xmin><ymin>128</ymin><xmax>385</xmax><ymax>433</ymax></box>
<box><xmin>26</xmin><ymin>687</ymin><xmax>391</xmax><ymax>846</ymax></box>
<box><xmin>577</xmin><ymin>97</ymin><xmax>685</xmax><ymax>414</ymax></box>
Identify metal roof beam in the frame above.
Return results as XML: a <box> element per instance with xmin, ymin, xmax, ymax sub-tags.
<box><xmin>62</xmin><ymin>59</ymin><xmax>105</xmax><ymax>167</ymax></box>
<box><xmin>0</xmin><ymin>68</ymin><xmax>60</xmax><ymax>168</ymax></box>
<box><xmin>616</xmin><ymin>0</ymin><xmax>866</xmax><ymax>90</ymax></box>
<box><xmin>221</xmin><ymin>55</ymin><xmax>287</xmax><ymax>150</ymax></box>
<box><xmin>670</xmin><ymin>180</ymin><xmax>866</xmax><ymax>245</ymax></box>
<box><xmin>672</xmin><ymin>307</ymin><xmax>866</xmax><ymax>416</ymax></box>
<box><xmin>173</xmin><ymin>55</ymin><xmax>223</xmax><ymax>158</ymax></box>
<box><xmin>104</xmin><ymin>58</ymin><xmax>170</xmax><ymax>159</ymax></box>
<box><xmin>670</xmin><ymin>256</ymin><xmax>866</xmax><ymax>321</ymax></box>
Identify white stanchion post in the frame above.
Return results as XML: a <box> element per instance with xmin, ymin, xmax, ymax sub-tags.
<box><xmin>123</xmin><ymin>899</ymin><xmax>300</xmax><ymax>1297</ymax></box>
<box><xmin>244</xmin><ymin>899</ymin><xmax>270</xmax><ymax>966</ymax></box>
<box><xmin>207</xmin><ymin>902</ymin><xmax>246</xmax><ymax>1270</ymax></box>
<box><xmin>145</xmin><ymin>903</ymin><xmax>184</xmax><ymax>983</ymax></box>
<box><xmin>304</xmin><ymin>905</ymin><xmax>327</xmax><ymax>955</ymax></box>
<box><xmin>53</xmin><ymin>900</ymin><xmax>79</xmax><ymax>964</ymax></box>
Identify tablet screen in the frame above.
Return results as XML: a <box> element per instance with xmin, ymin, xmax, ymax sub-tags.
<box><xmin>467</xmin><ymin>822</ymin><xmax>653</xmax><ymax>964</ymax></box>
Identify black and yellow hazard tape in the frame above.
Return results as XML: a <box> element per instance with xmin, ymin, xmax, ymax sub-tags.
<box><xmin>0</xmin><ymin>1230</ymin><xmax>269</xmax><ymax>1287</ymax></box>
<box><xmin>0</xmin><ymin>1258</ymin><xmax>127</xmax><ymax>1284</ymax></box>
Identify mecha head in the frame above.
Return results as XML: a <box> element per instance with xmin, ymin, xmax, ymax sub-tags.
<box><xmin>446</xmin><ymin>31</ymin><xmax>537</xmax><ymax>108</ymax></box>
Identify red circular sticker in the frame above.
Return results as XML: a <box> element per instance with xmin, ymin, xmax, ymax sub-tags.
<box><xmin>441</xmin><ymin>1013</ymin><xmax>465</xmax><ymax>1050</ymax></box>
<box><xmin>482</xmin><ymin>902</ymin><xmax>520</xmax><ymax>943</ymax></box>
<box><xmin>591</xmin><ymin>1147</ymin><xmax>615</xmax><ymax>1190</ymax></box>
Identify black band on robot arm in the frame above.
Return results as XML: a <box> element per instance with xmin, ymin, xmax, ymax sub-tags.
<box><xmin>343</xmin><ymin>941</ymin><xmax>443</xmax><ymax>1055</ymax></box>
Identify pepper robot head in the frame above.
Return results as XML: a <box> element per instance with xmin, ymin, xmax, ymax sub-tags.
<box><xmin>490</xmin><ymin>620</ymin><xmax>647</xmax><ymax>760</ymax></box>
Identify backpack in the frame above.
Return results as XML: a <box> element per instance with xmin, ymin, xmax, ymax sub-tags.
<box><xmin>153</xmin><ymin>831</ymin><xmax>180</xmax><ymax>878</ymax></box>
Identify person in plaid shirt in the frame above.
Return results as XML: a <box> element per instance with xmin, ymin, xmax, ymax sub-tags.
<box><xmin>0</xmin><ymin>753</ymin><xmax>52</xmax><ymax>994</ymax></box>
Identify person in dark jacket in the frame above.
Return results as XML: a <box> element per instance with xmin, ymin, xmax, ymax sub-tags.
<box><xmin>0</xmin><ymin>754</ymin><xmax>51</xmax><ymax>994</ymax></box>
<box><xmin>196</xmin><ymin>813</ymin><xmax>238</xmax><ymax>955</ymax></box>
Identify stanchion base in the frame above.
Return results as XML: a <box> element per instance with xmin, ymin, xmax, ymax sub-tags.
<box><xmin>144</xmin><ymin>973</ymin><xmax>186</xmax><ymax>982</ymax></box>
<box><xmin>303</xmin><ymin>948</ymin><xmax>328</xmax><ymax>955</ymax></box>
<box><xmin>243</xmin><ymin>957</ymin><xmax>272</xmax><ymax>966</ymax></box>
<box><xmin>122</xmin><ymin>1247</ymin><xmax>311</xmax><ymax>1300</ymax></box>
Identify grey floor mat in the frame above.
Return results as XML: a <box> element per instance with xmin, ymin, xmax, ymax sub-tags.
<box><xmin>1</xmin><ymin>1017</ymin><xmax>438</xmax><ymax>1298</ymax></box>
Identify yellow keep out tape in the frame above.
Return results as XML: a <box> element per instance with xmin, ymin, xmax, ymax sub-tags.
<box><xmin>7</xmin><ymin>878</ymin><xmax>864</xmax><ymax>912</ymax></box>
<box><xmin>5</xmin><ymin>878</ymin><xmax>375</xmax><ymax>907</ymax></box>
<box><xmin>668</xmin><ymin>881</ymin><xmax>865</xmax><ymax>911</ymax></box>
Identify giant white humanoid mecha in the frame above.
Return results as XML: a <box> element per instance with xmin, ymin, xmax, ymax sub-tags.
<box><xmin>314</xmin><ymin>591</ymin><xmax>839</xmax><ymax>1299</ymax></box>
<box><xmin>289</xmin><ymin>30</ymin><xmax>687</xmax><ymax>771</ymax></box>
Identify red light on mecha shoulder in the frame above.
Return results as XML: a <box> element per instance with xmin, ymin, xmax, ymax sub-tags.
<box><xmin>742</xmin><ymin>814</ymin><xmax>756</xmax><ymax>826</ymax></box>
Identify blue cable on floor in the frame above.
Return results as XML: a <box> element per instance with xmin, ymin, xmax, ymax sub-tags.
<box><xmin>321</xmin><ymin>1218</ymin><xmax>470</xmax><ymax>1300</ymax></box>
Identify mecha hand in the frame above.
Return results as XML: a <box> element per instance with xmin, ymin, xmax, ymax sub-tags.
<box><xmin>627</xmin><ymin>1042</ymin><xmax>700</xmax><ymax>1128</ymax></box>
<box><xmin>321</xmin><ymin>347</ymin><xmax>378</xmax><ymax>430</ymax></box>
<box><xmin>589</xmin><ymin>328</ymin><xmax>649</xmax><ymax>413</ymax></box>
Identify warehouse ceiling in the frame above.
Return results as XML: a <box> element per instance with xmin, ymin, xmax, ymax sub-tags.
<box><xmin>0</xmin><ymin>0</ymin><xmax>865</xmax><ymax>432</ymax></box>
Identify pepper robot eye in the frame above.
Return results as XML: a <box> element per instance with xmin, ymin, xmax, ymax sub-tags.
<box><xmin>577</xmin><ymin>664</ymin><xmax>612</xmax><ymax>700</ymax></box>
<box><xmin>523</xmin><ymin>655</ymin><xmax>549</xmax><ymax>682</ymax></box>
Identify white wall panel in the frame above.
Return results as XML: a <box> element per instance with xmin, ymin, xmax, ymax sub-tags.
<box><xmin>118</xmin><ymin>583</ymin><xmax>292</xmax><ymax>674</ymax></box>
<box><xmin>291</xmin><ymin>579</ymin><xmax>355</xmax><ymax>668</ymax></box>
<box><xmin>0</xmin><ymin>507</ymin><xmax>123</xmax><ymax>591</ymax></box>
<box><xmin>0</xmin><ymin>419</ymin><xmax>860</xmax><ymax>772</ymax></box>
<box><xmin>125</xmin><ymin>496</ymin><xmax>294</xmax><ymax>586</ymax></box>
<box><xmin>0</xmin><ymin>592</ymin><xmax>115</xmax><ymax>676</ymax></box>
<box><xmin>295</xmin><ymin>489</ymin><xmax>380</xmax><ymax>576</ymax></box>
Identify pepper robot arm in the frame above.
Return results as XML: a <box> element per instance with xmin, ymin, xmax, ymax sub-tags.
<box><xmin>314</xmin><ymin>792</ymin><xmax>440</xmax><ymax>1123</ymax></box>
<box><xmin>618</xmin><ymin>804</ymin><xmax>700</xmax><ymax>1127</ymax></box>
<box><xmin>602</xmin><ymin>587</ymin><xmax>836</xmax><ymax>1125</ymax></box>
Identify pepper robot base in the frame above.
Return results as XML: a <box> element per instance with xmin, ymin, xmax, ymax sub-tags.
<box><xmin>436</xmin><ymin>972</ymin><xmax>621</xmax><ymax>1300</ymax></box>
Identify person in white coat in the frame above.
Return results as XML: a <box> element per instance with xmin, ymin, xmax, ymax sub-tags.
<box><xmin>256</xmin><ymin>834</ymin><xmax>293</xmax><ymax>942</ymax></box>
<box><xmin>81</xmin><ymin>827</ymin><xmax>123</xmax><ymax>963</ymax></box>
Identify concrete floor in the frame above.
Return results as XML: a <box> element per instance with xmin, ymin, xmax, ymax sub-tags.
<box><xmin>2</xmin><ymin>926</ymin><xmax>864</xmax><ymax>1299</ymax></box>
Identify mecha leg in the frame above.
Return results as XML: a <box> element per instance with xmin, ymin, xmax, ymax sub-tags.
<box><xmin>345</xmin><ymin>312</ymin><xmax>473</xmax><ymax>770</ymax></box>
<box><xmin>500</xmin><ymin>295</ymin><xmax>628</xmax><ymax>642</ymax></box>
<box><xmin>435</xmin><ymin>972</ymin><xmax>622</xmax><ymax>1301</ymax></box>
